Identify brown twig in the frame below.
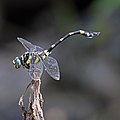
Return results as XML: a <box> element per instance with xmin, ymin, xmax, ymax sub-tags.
<box><xmin>19</xmin><ymin>80</ymin><xmax>44</xmax><ymax>120</ymax></box>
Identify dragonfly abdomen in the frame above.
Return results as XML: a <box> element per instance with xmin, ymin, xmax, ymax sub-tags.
<box><xmin>47</xmin><ymin>30</ymin><xmax>100</xmax><ymax>53</ymax></box>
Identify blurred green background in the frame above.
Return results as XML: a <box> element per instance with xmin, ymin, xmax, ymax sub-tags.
<box><xmin>1</xmin><ymin>0</ymin><xmax>120</xmax><ymax>119</ymax></box>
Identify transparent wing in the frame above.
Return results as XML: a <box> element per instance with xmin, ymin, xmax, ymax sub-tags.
<box><xmin>42</xmin><ymin>56</ymin><xmax>60</xmax><ymax>80</ymax></box>
<box><xmin>29</xmin><ymin>56</ymin><xmax>43</xmax><ymax>80</ymax></box>
<box><xmin>17</xmin><ymin>37</ymin><xmax>35</xmax><ymax>52</ymax></box>
<box><xmin>17</xmin><ymin>37</ymin><xmax>44</xmax><ymax>80</ymax></box>
<box><xmin>17</xmin><ymin>37</ymin><xmax>44</xmax><ymax>53</ymax></box>
<box><xmin>35</xmin><ymin>45</ymin><xmax>44</xmax><ymax>53</ymax></box>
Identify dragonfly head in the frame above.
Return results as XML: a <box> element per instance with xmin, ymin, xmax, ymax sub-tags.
<box><xmin>13</xmin><ymin>57</ymin><xmax>21</xmax><ymax>69</ymax></box>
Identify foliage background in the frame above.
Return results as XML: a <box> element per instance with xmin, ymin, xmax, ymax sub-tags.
<box><xmin>0</xmin><ymin>0</ymin><xmax>120</xmax><ymax>119</ymax></box>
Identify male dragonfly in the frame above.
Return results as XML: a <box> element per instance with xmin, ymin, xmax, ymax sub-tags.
<box><xmin>13</xmin><ymin>30</ymin><xmax>100</xmax><ymax>80</ymax></box>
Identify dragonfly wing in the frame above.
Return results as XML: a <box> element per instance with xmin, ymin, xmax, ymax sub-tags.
<box><xmin>42</xmin><ymin>56</ymin><xmax>60</xmax><ymax>80</ymax></box>
<box><xmin>17</xmin><ymin>37</ymin><xmax>44</xmax><ymax>53</ymax></box>
<box><xmin>35</xmin><ymin>45</ymin><xmax>44</xmax><ymax>53</ymax></box>
<box><xmin>17</xmin><ymin>37</ymin><xmax>44</xmax><ymax>80</ymax></box>
<box><xmin>17</xmin><ymin>37</ymin><xmax>36</xmax><ymax>52</ymax></box>
<box><xmin>29</xmin><ymin>56</ymin><xmax>43</xmax><ymax>80</ymax></box>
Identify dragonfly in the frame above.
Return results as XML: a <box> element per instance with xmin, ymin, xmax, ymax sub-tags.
<box><xmin>13</xmin><ymin>30</ymin><xmax>100</xmax><ymax>80</ymax></box>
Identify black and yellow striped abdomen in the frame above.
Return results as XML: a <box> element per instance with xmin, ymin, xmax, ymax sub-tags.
<box><xmin>47</xmin><ymin>30</ymin><xmax>100</xmax><ymax>53</ymax></box>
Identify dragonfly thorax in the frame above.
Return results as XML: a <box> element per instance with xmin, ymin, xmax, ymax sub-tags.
<box><xmin>20</xmin><ymin>52</ymin><xmax>30</xmax><ymax>69</ymax></box>
<box><xmin>13</xmin><ymin>52</ymin><xmax>41</xmax><ymax>70</ymax></box>
<box><xmin>20</xmin><ymin>52</ymin><xmax>40</xmax><ymax>69</ymax></box>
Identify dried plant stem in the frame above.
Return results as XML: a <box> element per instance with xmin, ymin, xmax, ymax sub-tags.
<box><xmin>19</xmin><ymin>80</ymin><xmax>44</xmax><ymax>120</ymax></box>
<box><xmin>32</xmin><ymin>80</ymin><xmax>44</xmax><ymax>120</ymax></box>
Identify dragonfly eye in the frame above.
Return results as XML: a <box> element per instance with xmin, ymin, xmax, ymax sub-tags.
<box><xmin>13</xmin><ymin>57</ymin><xmax>21</xmax><ymax>69</ymax></box>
